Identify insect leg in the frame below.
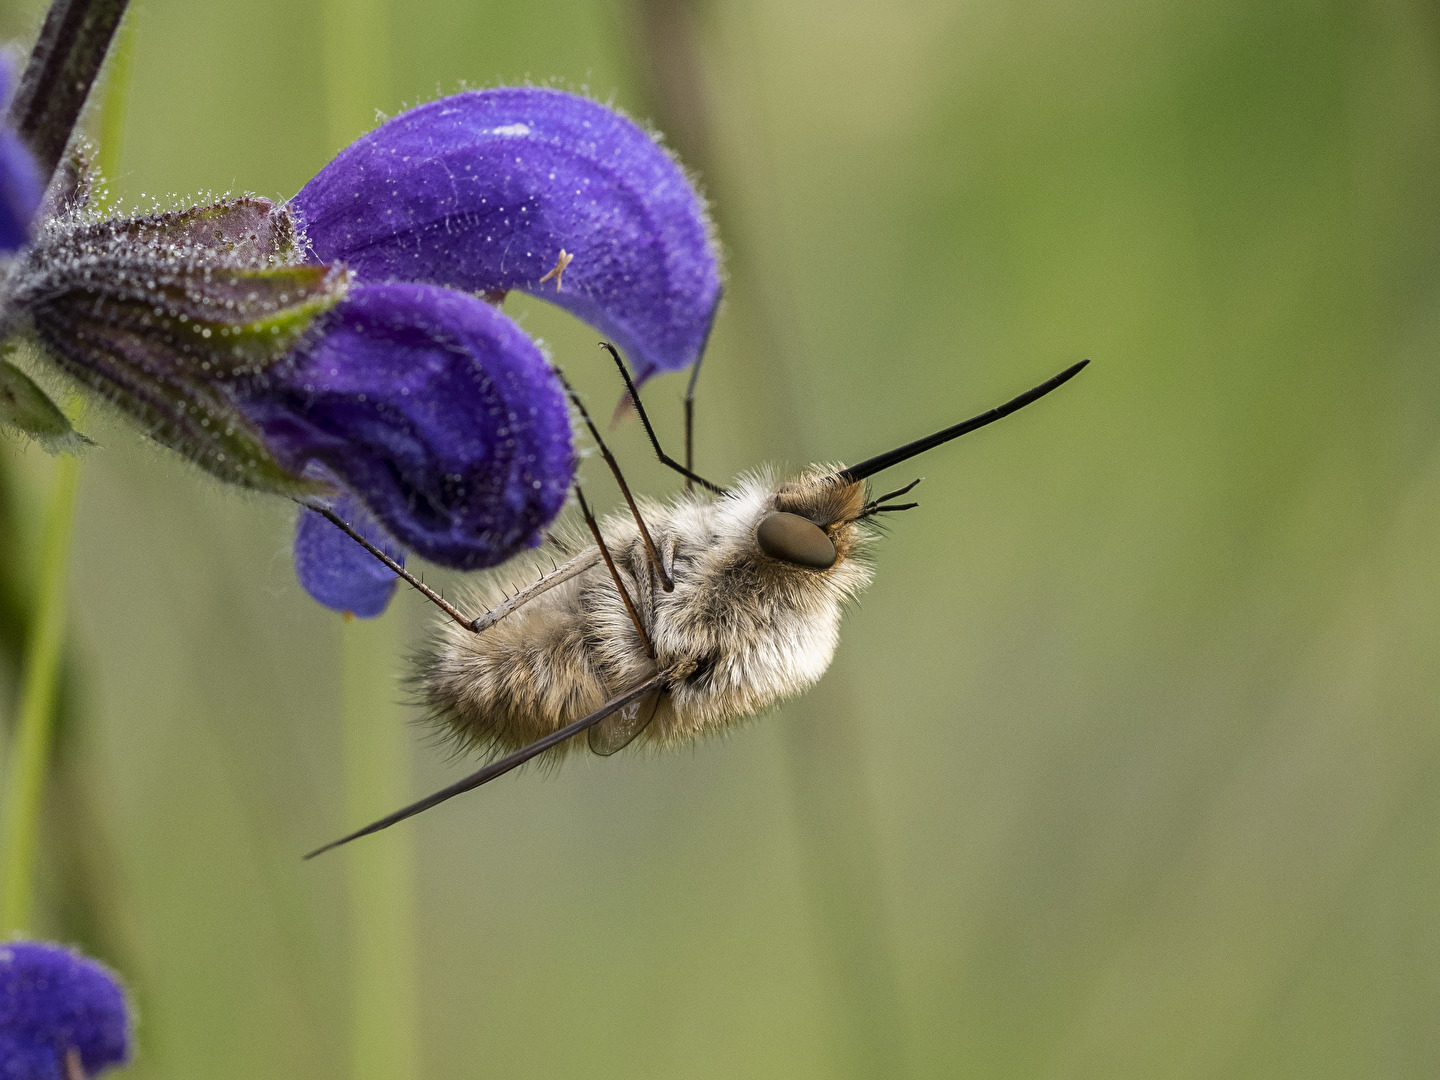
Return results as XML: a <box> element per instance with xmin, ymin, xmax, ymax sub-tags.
<box><xmin>683</xmin><ymin>350</ymin><xmax>706</xmax><ymax>492</ymax></box>
<box><xmin>683</xmin><ymin>293</ymin><xmax>719</xmax><ymax>492</ymax></box>
<box><xmin>575</xmin><ymin>486</ymin><xmax>656</xmax><ymax>659</ymax></box>
<box><xmin>303</xmin><ymin>503</ymin><xmax>474</xmax><ymax>630</ymax></box>
<box><xmin>467</xmin><ymin>548</ymin><xmax>601</xmax><ymax>634</ymax></box>
<box><xmin>306</xmin><ymin>502</ymin><xmax>601</xmax><ymax>634</ymax></box>
<box><xmin>598</xmin><ymin>341</ymin><xmax>728</xmax><ymax>496</ymax></box>
<box><xmin>555</xmin><ymin>367</ymin><xmax>676</xmax><ymax>592</ymax></box>
<box><xmin>303</xmin><ymin>667</ymin><xmax>681</xmax><ymax>858</ymax></box>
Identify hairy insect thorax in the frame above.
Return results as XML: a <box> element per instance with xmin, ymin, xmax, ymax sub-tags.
<box><xmin>424</xmin><ymin>466</ymin><xmax>876</xmax><ymax>757</ymax></box>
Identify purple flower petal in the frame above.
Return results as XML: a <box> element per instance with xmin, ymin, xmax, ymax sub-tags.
<box><xmin>240</xmin><ymin>282</ymin><xmax>572</xmax><ymax>569</ymax></box>
<box><xmin>0</xmin><ymin>941</ymin><xmax>131</xmax><ymax>1079</ymax></box>
<box><xmin>0</xmin><ymin>55</ymin><xmax>41</xmax><ymax>254</ymax></box>
<box><xmin>292</xmin><ymin>88</ymin><xmax>721</xmax><ymax>382</ymax></box>
<box><xmin>294</xmin><ymin>495</ymin><xmax>404</xmax><ymax>617</ymax></box>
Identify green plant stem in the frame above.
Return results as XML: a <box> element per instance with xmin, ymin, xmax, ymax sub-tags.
<box><xmin>340</xmin><ymin>615</ymin><xmax>419</xmax><ymax>1080</ymax></box>
<box><xmin>94</xmin><ymin>7</ymin><xmax>133</xmax><ymax>193</ymax></box>
<box><xmin>319</xmin><ymin>3</ymin><xmax>419</xmax><ymax>1077</ymax></box>
<box><xmin>0</xmin><ymin>453</ymin><xmax>80</xmax><ymax>935</ymax></box>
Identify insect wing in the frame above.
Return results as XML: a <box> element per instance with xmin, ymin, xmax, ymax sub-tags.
<box><xmin>588</xmin><ymin>688</ymin><xmax>663</xmax><ymax>756</ymax></box>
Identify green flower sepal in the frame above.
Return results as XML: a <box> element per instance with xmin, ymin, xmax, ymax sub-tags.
<box><xmin>0</xmin><ymin>346</ymin><xmax>93</xmax><ymax>454</ymax></box>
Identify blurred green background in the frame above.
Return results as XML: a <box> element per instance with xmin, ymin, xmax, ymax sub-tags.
<box><xmin>5</xmin><ymin>0</ymin><xmax>1440</xmax><ymax>1076</ymax></box>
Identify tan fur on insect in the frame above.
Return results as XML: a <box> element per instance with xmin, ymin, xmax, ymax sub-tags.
<box><xmin>420</xmin><ymin>465</ymin><xmax>874</xmax><ymax>760</ymax></box>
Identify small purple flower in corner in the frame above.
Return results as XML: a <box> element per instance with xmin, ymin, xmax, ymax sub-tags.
<box><xmin>0</xmin><ymin>941</ymin><xmax>132</xmax><ymax>1080</ymax></box>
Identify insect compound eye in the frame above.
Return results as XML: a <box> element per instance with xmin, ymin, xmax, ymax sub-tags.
<box><xmin>756</xmin><ymin>512</ymin><xmax>837</xmax><ymax>570</ymax></box>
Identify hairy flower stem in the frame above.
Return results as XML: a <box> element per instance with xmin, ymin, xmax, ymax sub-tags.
<box><xmin>8</xmin><ymin>0</ymin><xmax>130</xmax><ymax>186</ymax></box>
<box><xmin>0</xmin><ymin>0</ymin><xmax>132</xmax><ymax>939</ymax></box>
<box><xmin>0</xmin><ymin>452</ymin><xmax>79</xmax><ymax>935</ymax></box>
<box><xmin>320</xmin><ymin>3</ymin><xmax>419</xmax><ymax>1078</ymax></box>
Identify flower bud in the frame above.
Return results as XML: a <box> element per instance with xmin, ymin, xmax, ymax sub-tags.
<box><xmin>7</xmin><ymin>197</ymin><xmax>347</xmax><ymax>495</ymax></box>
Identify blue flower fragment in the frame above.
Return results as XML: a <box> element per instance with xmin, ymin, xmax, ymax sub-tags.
<box><xmin>292</xmin><ymin>87</ymin><xmax>721</xmax><ymax>384</ymax></box>
<box><xmin>275</xmin><ymin>87</ymin><xmax>721</xmax><ymax>613</ymax></box>
<box><xmin>0</xmin><ymin>941</ymin><xmax>131</xmax><ymax>1080</ymax></box>
<box><xmin>294</xmin><ymin>494</ymin><xmax>404</xmax><ymax>618</ymax></box>
<box><xmin>0</xmin><ymin>55</ymin><xmax>43</xmax><ymax>254</ymax></box>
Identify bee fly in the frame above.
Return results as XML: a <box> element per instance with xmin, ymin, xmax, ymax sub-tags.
<box><xmin>304</xmin><ymin>345</ymin><xmax>1088</xmax><ymax>858</ymax></box>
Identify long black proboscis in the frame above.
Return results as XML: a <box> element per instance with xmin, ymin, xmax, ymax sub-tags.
<box><xmin>835</xmin><ymin>359</ymin><xmax>1089</xmax><ymax>484</ymax></box>
<box><xmin>303</xmin><ymin>669</ymin><xmax>675</xmax><ymax>859</ymax></box>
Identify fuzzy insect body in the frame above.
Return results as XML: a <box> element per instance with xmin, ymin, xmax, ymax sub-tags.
<box><xmin>423</xmin><ymin>467</ymin><xmax>874</xmax><ymax>760</ymax></box>
<box><xmin>304</xmin><ymin>353</ymin><xmax>1087</xmax><ymax>858</ymax></box>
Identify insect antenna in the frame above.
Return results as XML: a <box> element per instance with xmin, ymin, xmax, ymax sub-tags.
<box><xmin>834</xmin><ymin>359</ymin><xmax>1089</xmax><ymax>483</ymax></box>
<box><xmin>555</xmin><ymin>368</ymin><xmax>676</xmax><ymax>592</ymax></box>
<box><xmin>860</xmin><ymin>502</ymin><xmax>919</xmax><ymax>518</ymax></box>
<box><xmin>846</xmin><ymin>478</ymin><xmax>923</xmax><ymax>522</ymax></box>
<box><xmin>304</xmin><ymin>667</ymin><xmax>680</xmax><ymax>858</ymax></box>
<box><xmin>870</xmin><ymin>478</ymin><xmax>923</xmax><ymax>506</ymax></box>
<box><xmin>303</xmin><ymin>503</ymin><xmax>476</xmax><ymax>631</ymax></box>
<box><xmin>574</xmin><ymin>485</ymin><xmax>656</xmax><ymax>659</ymax></box>
<box><xmin>598</xmin><ymin>342</ymin><xmax>728</xmax><ymax>495</ymax></box>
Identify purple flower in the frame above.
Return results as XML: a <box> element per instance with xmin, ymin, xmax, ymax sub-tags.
<box><xmin>267</xmin><ymin>88</ymin><xmax>720</xmax><ymax>615</ymax></box>
<box><xmin>4</xmin><ymin>87</ymin><xmax>719</xmax><ymax>619</ymax></box>
<box><xmin>0</xmin><ymin>942</ymin><xmax>131</xmax><ymax>1080</ymax></box>
<box><xmin>244</xmin><ymin>281</ymin><xmax>572</xmax><ymax>576</ymax></box>
<box><xmin>0</xmin><ymin>56</ymin><xmax>43</xmax><ymax>254</ymax></box>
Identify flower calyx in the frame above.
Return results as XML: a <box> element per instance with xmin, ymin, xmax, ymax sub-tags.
<box><xmin>4</xmin><ymin>196</ymin><xmax>347</xmax><ymax>495</ymax></box>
